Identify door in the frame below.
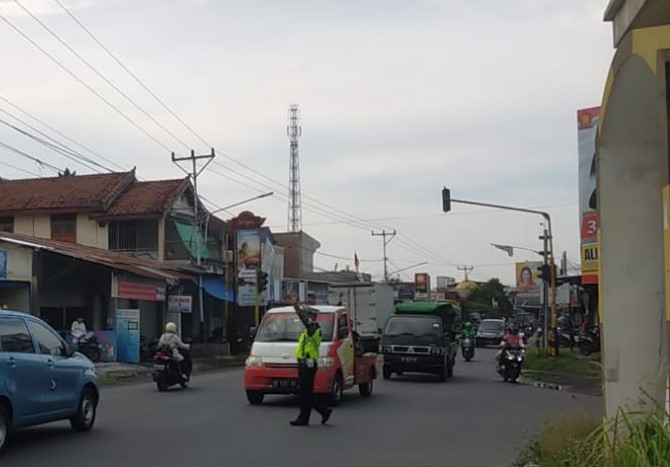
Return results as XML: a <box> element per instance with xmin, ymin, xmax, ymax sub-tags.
<box><xmin>26</xmin><ymin>320</ymin><xmax>81</xmax><ymax>414</ymax></box>
<box><xmin>0</xmin><ymin>317</ymin><xmax>46</xmax><ymax>423</ymax></box>
<box><xmin>335</xmin><ymin>313</ymin><xmax>355</xmax><ymax>387</ymax></box>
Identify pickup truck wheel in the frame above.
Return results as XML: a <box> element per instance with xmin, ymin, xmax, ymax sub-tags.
<box><xmin>446</xmin><ymin>356</ymin><xmax>454</xmax><ymax>379</ymax></box>
<box><xmin>246</xmin><ymin>390</ymin><xmax>264</xmax><ymax>405</ymax></box>
<box><xmin>358</xmin><ymin>370</ymin><xmax>374</xmax><ymax>397</ymax></box>
<box><xmin>382</xmin><ymin>365</ymin><xmax>392</xmax><ymax>380</ymax></box>
<box><xmin>0</xmin><ymin>404</ymin><xmax>9</xmax><ymax>455</ymax></box>
<box><xmin>329</xmin><ymin>373</ymin><xmax>343</xmax><ymax>406</ymax></box>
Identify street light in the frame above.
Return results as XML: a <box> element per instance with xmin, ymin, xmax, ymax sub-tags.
<box><xmin>203</xmin><ymin>191</ymin><xmax>274</xmax><ymax>244</ymax></box>
<box><xmin>490</xmin><ymin>243</ymin><xmax>543</xmax><ymax>257</ymax></box>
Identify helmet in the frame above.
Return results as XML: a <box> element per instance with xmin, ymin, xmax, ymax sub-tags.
<box><xmin>165</xmin><ymin>322</ymin><xmax>177</xmax><ymax>333</ymax></box>
<box><xmin>464</xmin><ymin>322</ymin><xmax>472</xmax><ymax>328</ymax></box>
<box><xmin>509</xmin><ymin>325</ymin><xmax>518</xmax><ymax>335</ymax></box>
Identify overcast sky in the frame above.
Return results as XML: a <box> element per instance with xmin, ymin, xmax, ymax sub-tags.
<box><xmin>0</xmin><ymin>0</ymin><xmax>614</xmax><ymax>285</ymax></box>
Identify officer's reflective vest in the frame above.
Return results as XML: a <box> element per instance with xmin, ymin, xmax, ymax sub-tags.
<box><xmin>296</xmin><ymin>327</ymin><xmax>322</xmax><ymax>360</ymax></box>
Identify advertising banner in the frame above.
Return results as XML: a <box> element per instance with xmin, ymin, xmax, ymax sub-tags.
<box><xmin>578</xmin><ymin>106</ymin><xmax>600</xmax><ymax>284</ymax></box>
<box><xmin>115</xmin><ymin>309</ymin><xmax>140</xmax><ymax>364</ymax></box>
<box><xmin>414</xmin><ymin>273</ymin><xmax>430</xmax><ymax>300</ymax></box>
<box><xmin>515</xmin><ymin>261</ymin><xmax>542</xmax><ymax>295</ymax></box>
<box><xmin>235</xmin><ymin>229</ymin><xmax>261</xmax><ymax>306</ymax></box>
<box><xmin>0</xmin><ymin>249</ymin><xmax>6</xmax><ymax>279</ymax></box>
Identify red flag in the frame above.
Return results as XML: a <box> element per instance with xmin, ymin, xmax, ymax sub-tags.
<box><xmin>354</xmin><ymin>251</ymin><xmax>360</xmax><ymax>271</ymax></box>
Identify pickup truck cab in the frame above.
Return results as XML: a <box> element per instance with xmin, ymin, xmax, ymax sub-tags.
<box><xmin>244</xmin><ymin>305</ymin><xmax>377</xmax><ymax>406</ymax></box>
<box><xmin>380</xmin><ymin>301</ymin><xmax>461</xmax><ymax>382</ymax></box>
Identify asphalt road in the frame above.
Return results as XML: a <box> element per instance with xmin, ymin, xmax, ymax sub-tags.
<box><xmin>3</xmin><ymin>348</ymin><xmax>600</xmax><ymax>467</ymax></box>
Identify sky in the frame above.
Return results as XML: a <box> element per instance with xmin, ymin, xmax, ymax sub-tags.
<box><xmin>0</xmin><ymin>0</ymin><xmax>615</xmax><ymax>285</ymax></box>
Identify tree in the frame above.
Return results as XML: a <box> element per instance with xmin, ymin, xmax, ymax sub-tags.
<box><xmin>464</xmin><ymin>278</ymin><xmax>513</xmax><ymax>319</ymax></box>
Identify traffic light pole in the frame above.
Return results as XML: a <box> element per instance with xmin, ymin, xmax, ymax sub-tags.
<box><xmin>442</xmin><ymin>192</ymin><xmax>558</xmax><ymax>353</ymax></box>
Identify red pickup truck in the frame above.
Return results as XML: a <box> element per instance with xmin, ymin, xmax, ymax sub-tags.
<box><xmin>244</xmin><ymin>305</ymin><xmax>378</xmax><ymax>405</ymax></box>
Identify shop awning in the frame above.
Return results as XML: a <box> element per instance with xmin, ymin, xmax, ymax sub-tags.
<box><xmin>201</xmin><ymin>276</ymin><xmax>234</xmax><ymax>302</ymax></box>
<box><xmin>175</xmin><ymin>222</ymin><xmax>211</xmax><ymax>260</ymax></box>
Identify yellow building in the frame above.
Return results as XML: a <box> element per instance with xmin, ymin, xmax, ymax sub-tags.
<box><xmin>599</xmin><ymin>0</ymin><xmax>670</xmax><ymax>417</ymax></box>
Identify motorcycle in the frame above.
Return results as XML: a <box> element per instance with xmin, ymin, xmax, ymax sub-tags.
<box><xmin>498</xmin><ymin>348</ymin><xmax>524</xmax><ymax>383</ymax></box>
<box><xmin>461</xmin><ymin>337</ymin><xmax>475</xmax><ymax>362</ymax></box>
<box><xmin>579</xmin><ymin>327</ymin><xmax>600</xmax><ymax>356</ymax></box>
<box><xmin>71</xmin><ymin>332</ymin><xmax>102</xmax><ymax>362</ymax></box>
<box><xmin>153</xmin><ymin>347</ymin><xmax>192</xmax><ymax>391</ymax></box>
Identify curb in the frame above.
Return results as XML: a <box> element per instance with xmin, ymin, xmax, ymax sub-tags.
<box><xmin>97</xmin><ymin>361</ymin><xmax>246</xmax><ymax>386</ymax></box>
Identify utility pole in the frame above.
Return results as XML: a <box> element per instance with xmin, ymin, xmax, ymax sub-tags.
<box><xmin>171</xmin><ymin>148</ymin><xmax>215</xmax><ymax>343</ymax></box>
<box><xmin>540</xmin><ymin>229</ymin><xmax>550</xmax><ymax>350</ymax></box>
<box><xmin>371</xmin><ymin>229</ymin><xmax>396</xmax><ymax>282</ymax></box>
<box><xmin>457</xmin><ymin>265</ymin><xmax>474</xmax><ymax>281</ymax></box>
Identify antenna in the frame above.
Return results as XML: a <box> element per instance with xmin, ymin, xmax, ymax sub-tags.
<box><xmin>287</xmin><ymin>104</ymin><xmax>303</xmax><ymax>232</ymax></box>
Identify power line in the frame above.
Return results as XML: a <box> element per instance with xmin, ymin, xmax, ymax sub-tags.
<box><xmin>0</xmin><ymin>96</ymin><xmax>128</xmax><ymax>172</ymax></box>
<box><xmin>0</xmin><ymin>116</ymin><xmax>105</xmax><ymax>173</ymax></box>
<box><xmin>0</xmin><ymin>140</ymin><xmax>63</xmax><ymax>173</ymax></box>
<box><xmin>14</xmin><ymin>0</ymin><xmax>192</xmax><ymax>152</ymax></box>
<box><xmin>0</xmin><ymin>11</ymin><xmax>177</xmax><ymax>154</ymax></box>
<box><xmin>0</xmin><ymin>160</ymin><xmax>41</xmax><ymax>177</ymax></box>
<box><xmin>53</xmin><ymin>0</ymin><xmax>209</xmax><ymax>152</ymax></box>
<box><xmin>44</xmin><ymin>0</ymin><xmax>464</xmax><ymax>268</ymax></box>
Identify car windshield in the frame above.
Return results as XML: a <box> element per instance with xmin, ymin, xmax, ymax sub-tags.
<box><xmin>255</xmin><ymin>312</ymin><xmax>334</xmax><ymax>342</ymax></box>
<box><xmin>479</xmin><ymin>321</ymin><xmax>504</xmax><ymax>332</ymax></box>
<box><xmin>384</xmin><ymin>316</ymin><xmax>443</xmax><ymax>337</ymax></box>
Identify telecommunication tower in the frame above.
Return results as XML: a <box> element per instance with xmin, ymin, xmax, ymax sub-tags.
<box><xmin>287</xmin><ymin>104</ymin><xmax>303</xmax><ymax>232</ymax></box>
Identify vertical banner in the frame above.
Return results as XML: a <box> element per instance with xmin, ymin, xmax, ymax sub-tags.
<box><xmin>414</xmin><ymin>273</ymin><xmax>429</xmax><ymax>300</ymax></box>
<box><xmin>578</xmin><ymin>107</ymin><xmax>600</xmax><ymax>284</ymax></box>
<box><xmin>115</xmin><ymin>309</ymin><xmax>140</xmax><ymax>364</ymax></box>
<box><xmin>0</xmin><ymin>249</ymin><xmax>6</xmax><ymax>279</ymax></box>
<box><xmin>235</xmin><ymin>228</ymin><xmax>261</xmax><ymax>306</ymax></box>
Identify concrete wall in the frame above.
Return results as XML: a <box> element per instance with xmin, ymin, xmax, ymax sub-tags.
<box><xmin>599</xmin><ymin>40</ymin><xmax>669</xmax><ymax>415</ymax></box>
<box><xmin>1</xmin><ymin>242</ymin><xmax>32</xmax><ymax>281</ymax></box>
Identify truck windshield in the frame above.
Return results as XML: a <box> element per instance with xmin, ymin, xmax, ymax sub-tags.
<box><xmin>255</xmin><ymin>312</ymin><xmax>335</xmax><ymax>342</ymax></box>
<box><xmin>384</xmin><ymin>316</ymin><xmax>443</xmax><ymax>337</ymax></box>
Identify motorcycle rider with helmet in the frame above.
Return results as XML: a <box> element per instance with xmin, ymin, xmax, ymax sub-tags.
<box><xmin>157</xmin><ymin>322</ymin><xmax>190</xmax><ymax>378</ymax></box>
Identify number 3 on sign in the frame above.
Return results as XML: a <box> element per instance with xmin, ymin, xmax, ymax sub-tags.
<box><xmin>581</xmin><ymin>214</ymin><xmax>598</xmax><ymax>240</ymax></box>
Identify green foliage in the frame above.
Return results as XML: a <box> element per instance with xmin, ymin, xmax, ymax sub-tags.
<box><xmin>524</xmin><ymin>352</ymin><xmax>601</xmax><ymax>377</ymax></box>
<box><xmin>515</xmin><ymin>391</ymin><xmax>670</xmax><ymax>467</ymax></box>
<box><xmin>463</xmin><ymin>278</ymin><xmax>513</xmax><ymax>318</ymax></box>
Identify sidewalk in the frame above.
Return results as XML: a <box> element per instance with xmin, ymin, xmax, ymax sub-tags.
<box><xmin>95</xmin><ymin>355</ymin><xmax>247</xmax><ymax>385</ymax></box>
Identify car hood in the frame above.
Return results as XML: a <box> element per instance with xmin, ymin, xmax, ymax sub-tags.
<box><xmin>250</xmin><ymin>341</ymin><xmax>329</xmax><ymax>364</ymax></box>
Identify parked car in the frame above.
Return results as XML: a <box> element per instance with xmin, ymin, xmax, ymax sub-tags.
<box><xmin>475</xmin><ymin>319</ymin><xmax>506</xmax><ymax>347</ymax></box>
<box><xmin>0</xmin><ymin>310</ymin><xmax>100</xmax><ymax>455</ymax></box>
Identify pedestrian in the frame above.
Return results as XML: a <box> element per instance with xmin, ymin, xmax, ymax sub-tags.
<box><xmin>290</xmin><ymin>303</ymin><xmax>332</xmax><ymax>426</ymax></box>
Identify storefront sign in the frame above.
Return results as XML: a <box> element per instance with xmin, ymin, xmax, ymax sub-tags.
<box><xmin>112</xmin><ymin>278</ymin><xmax>166</xmax><ymax>302</ymax></box>
<box><xmin>168</xmin><ymin>295</ymin><xmax>193</xmax><ymax>313</ymax></box>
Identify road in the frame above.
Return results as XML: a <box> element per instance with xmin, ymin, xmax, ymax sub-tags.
<box><xmin>3</xmin><ymin>348</ymin><xmax>600</xmax><ymax>467</ymax></box>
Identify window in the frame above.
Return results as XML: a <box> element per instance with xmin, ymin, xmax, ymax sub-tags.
<box><xmin>0</xmin><ymin>317</ymin><xmax>36</xmax><ymax>353</ymax></box>
<box><xmin>0</xmin><ymin>216</ymin><xmax>13</xmax><ymax>233</ymax></box>
<box><xmin>26</xmin><ymin>321</ymin><xmax>65</xmax><ymax>356</ymax></box>
<box><xmin>51</xmin><ymin>214</ymin><xmax>76</xmax><ymax>242</ymax></box>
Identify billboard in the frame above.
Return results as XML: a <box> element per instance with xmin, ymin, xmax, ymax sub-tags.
<box><xmin>515</xmin><ymin>261</ymin><xmax>542</xmax><ymax>297</ymax></box>
<box><xmin>578</xmin><ymin>107</ymin><xmax>600</xmax><ymax>284</ymax></box>
<box><xmin>236</xmin><ymin>228</ymin><xmax>261</xmax><ymax>306</ymax></box>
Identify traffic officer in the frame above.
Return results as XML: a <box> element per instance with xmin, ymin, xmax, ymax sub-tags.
<box><xmin>290</xmin><ymin>304</ymin><xmax>332</xmax><ymax>426</ymax></box>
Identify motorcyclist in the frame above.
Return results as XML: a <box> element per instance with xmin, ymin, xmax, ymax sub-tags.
<box><xmin>157</xmin><ymin>322</ymin><xmax>191</xmax><ymax>379</ymax></box>
<box><xmin>459</xmin><ymin>322</ymin><xmax>476</xmax><ymax>340</ymax></box>
<box><xmin>496</xmin><ymin>325</ymin><xmax>525</xmax><ymax>362</ymax></box>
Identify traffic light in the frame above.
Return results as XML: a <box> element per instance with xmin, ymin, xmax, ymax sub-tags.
<box><xmin>442</xmin><ymin>186</ymin><xmax>451</xmax><ymax>213</ymax></box>
<box><xmin>536</xmin><ymin>264</ymin><xmax>556</xmax><ymax>282</ymax></box>
<box><xmin>258</xmin><ymin>271</ymin><xmax>269</xmax><ymax>293</ymax></box>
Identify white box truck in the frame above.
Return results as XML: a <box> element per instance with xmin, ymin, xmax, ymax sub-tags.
<box><xmin>328</xmin><ymin>282</ymin><xmax>395</xmax><ymax>352</ymax></box>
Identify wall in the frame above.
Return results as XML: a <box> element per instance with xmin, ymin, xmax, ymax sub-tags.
<box><xmin>76</xmin><ymin>215</ymin><xmax>108</xmax><ymax>249</ymax></box>
<box><xmin>1</xmin><ymin>242</ymin><xmax>32</xmax><ymax>280</ymax></box>
<box><xmin>598</xmin><ymin>27</ymin><xmax>670</xmax><ymax>416</ymax></box>
<box><xmin>14</xmin><ymin>213</ymin><xmax>50</xmax><ymax>239</ymax></box>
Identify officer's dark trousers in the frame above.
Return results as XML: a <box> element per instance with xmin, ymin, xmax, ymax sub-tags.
<box><xmin>296</xmin><ymin>363</ymin><xmax>329</xmax><ymax>422</ymax></box>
